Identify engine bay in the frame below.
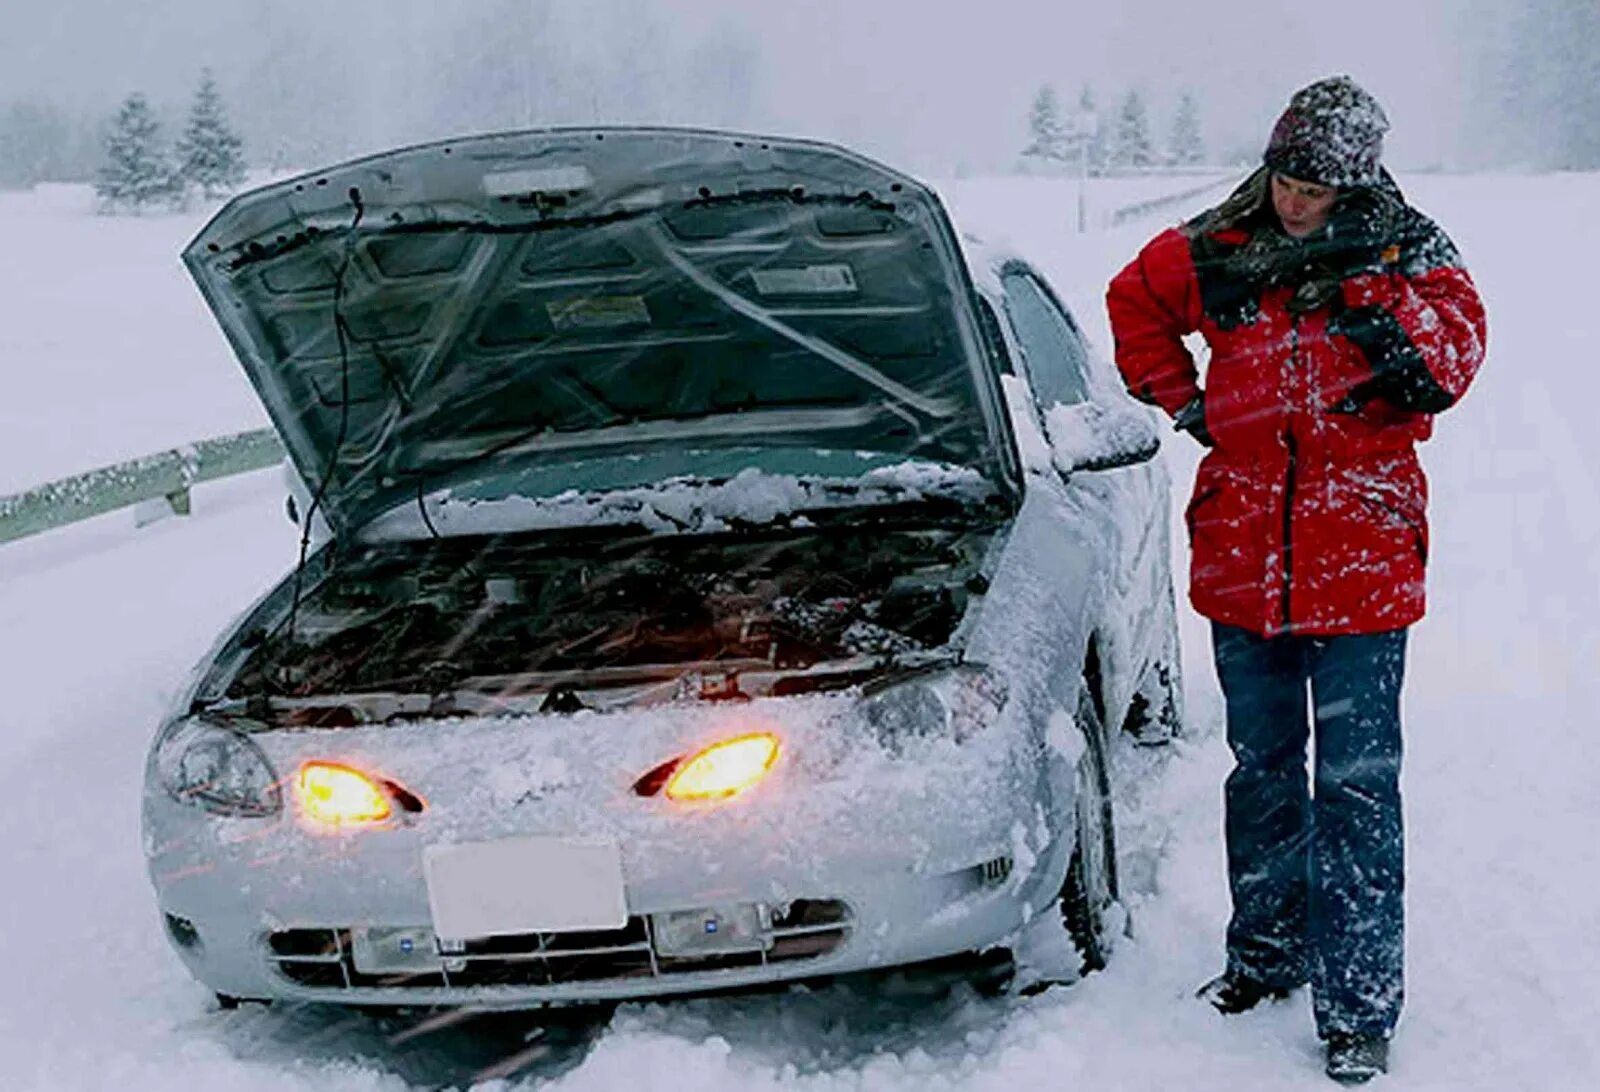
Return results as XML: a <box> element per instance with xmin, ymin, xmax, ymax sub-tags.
<box><xmin>230</xmin><ymin>520</ymin><xmax>998</xmax><ymax>707</ymax></box>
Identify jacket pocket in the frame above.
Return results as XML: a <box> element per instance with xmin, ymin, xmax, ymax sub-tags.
<box><xmin>1354</xmin><ymin>489</ymin><xmax>1428</xmax><ymax>565</ymax></box>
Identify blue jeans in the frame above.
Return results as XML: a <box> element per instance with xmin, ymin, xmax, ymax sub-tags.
<box><xmin>1212</xmin><ymin>622</ymin><xmax>1407</xmax><ymax>1039</ymax></box>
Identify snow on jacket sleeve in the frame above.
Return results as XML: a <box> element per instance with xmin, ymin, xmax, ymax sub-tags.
<box><xmin>1105</xmin><ymin>227</ymin><xmax>1204</xmax><ymax>417</ymax></box>
<box><xmin>1334</xmin><ymin>218</ymin><xmax>1487</xmax><ymax>413</ymax></box>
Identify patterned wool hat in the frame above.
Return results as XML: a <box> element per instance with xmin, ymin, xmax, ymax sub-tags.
<box><xmin>1263</xmin><ymin>76</ymin><xmax>1390</xmax><ymax>188</ymax></box>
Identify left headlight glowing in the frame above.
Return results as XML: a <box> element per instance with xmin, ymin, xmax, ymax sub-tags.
<box><xmin>155</xmin><ymin>718</ymin><xmax>282</xmax><ymax>818</ymax></box>
<box><xmin>662</xmin><ymin>733</ymin><xmax>781</xmax><ymax>802</ymax></box>
<box><xmin>296</xmin><ymin>762</ymin><xmax>393</xmax><ymax>826</ymax></box>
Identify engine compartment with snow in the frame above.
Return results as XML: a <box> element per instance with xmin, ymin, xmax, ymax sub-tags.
<box><xmin>225</xmin><ymin>515</ymin><xmax>1000</xmax><ymax>719</ymax></box>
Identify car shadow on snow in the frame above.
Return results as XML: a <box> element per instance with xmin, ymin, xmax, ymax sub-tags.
<box><xmin>610</xmin><ymin>970</ymin><xmax>1033</xmax><ymax>1078</ymax></box>
<box><xmin>202</xmin><ymin>968</ymin><xmax>1028</xmax><ymax>1087</ymax></box>
<box><xmin>208</xmin><ymin>1000</ymin><xmax>615</xmax><ymax>1088</ymax></box>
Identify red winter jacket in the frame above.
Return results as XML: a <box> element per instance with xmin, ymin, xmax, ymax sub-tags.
<box><xmin>1106</xmin><ymin>183</ymin><xmax>1486</xmax><ymax>637</ymax></box>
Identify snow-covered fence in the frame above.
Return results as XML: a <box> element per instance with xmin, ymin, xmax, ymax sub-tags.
<box><xmin>0</xmin><ymin>428</ymin><xmax>283</xmax><ymax>546</ymax></box>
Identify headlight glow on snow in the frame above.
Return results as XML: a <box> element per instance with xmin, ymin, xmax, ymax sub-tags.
<box><xmin>296</xmin><ymin>762</ymin><xmax>393</xmax><ymax>826</ymax></box>
<box><xmin>663</xmin><ymin>733</ymin><xmax>780</xmax><ymax>802</ymax></box>
<box><xmin>156</xmin><ymin>718</ymin><xmax>282</xmax><ymax>818</ymax></box>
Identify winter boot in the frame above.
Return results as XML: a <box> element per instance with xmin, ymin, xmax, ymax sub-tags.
<box><xmin>1194</xmin><ymin>970</ymin><xmax>1292</xmax><ymax>1014</ymax></box>
<box><xmin>1324</xmin><ymin>1033</ymin><xmax>1389</xmax><ymax>1084</ymax></box>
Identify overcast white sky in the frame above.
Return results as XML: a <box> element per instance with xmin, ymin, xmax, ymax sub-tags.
<box><xmin>1</xmin><ymin>0</ymin><xmax>1472</xmax><ymax>174</ymax></box>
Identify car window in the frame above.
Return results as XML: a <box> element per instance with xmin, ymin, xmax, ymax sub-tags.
<box><xmin>1001</xmin><ymin>271</ymin><xmax>1090</xmax><ymax>410</ymax></box>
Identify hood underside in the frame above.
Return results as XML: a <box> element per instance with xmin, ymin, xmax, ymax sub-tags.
<box><xmin>184</xmin><ymin>128</ymin><xmax>1020</xmax><ymax>535</ymax></box>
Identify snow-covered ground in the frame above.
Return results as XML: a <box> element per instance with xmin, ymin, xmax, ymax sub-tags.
<box><xmin>1</xmin><ymin>171</ymin><xmax>1596</xmax><ymax>1090</ymax></box>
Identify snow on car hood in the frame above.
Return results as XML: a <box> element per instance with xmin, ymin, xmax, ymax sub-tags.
<box><xmin>183</xmin><ymin>127</ymin><xmax>1022</xmax><ymax>537</ymax></box>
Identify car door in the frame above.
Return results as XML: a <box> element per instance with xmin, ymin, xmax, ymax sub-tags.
<box><xmin>999</xmin><ymin>263</ymin><xmax>1168</xmax><ymax>727</ymax></box>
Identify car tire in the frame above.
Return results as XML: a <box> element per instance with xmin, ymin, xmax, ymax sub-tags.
<box><xmin>1060</xmin><ymin>687</ymin><xmax>1118</xmax><ymax>973</ymax></box>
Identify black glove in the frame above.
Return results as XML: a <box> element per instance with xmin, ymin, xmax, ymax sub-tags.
<box><xmin>1325</xmin><ymin>301</ymin><xmax>1455</xmax><ymax>415</ymax></box>
<box><xmin>1320</xmin><ymin>188</ymin><xmax>1396</xmax><ymax>277</ymax></box>
<box><xmin>1173</xmin><ymin>394</ymin><xmax>1214</xmax><ymax>447</ymax></box>
<box><xmin>1326</xmin><ymin>303</ymin><xmax>1389</xmax><ymax>414</ymax></box>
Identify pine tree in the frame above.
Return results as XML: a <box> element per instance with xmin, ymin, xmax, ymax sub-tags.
<box><xmin>95</xmin><ymin>93</ymin><xmax>179</xmax><ymax>213</ymax></box>
<box><xmin>176</xmin><ymin>69</ymin><xmax>246</xmax><ymax>199</ymax></box>
<box><xmin>1110</xmin><ymin>89</ymin><xmax>1156</xmax><ymax>172</ymax></box>
<box><xmin>1168</xmin><ymin>90</ymin><xmax>1206</xmax><ymax>167</ymax></box>
<box><xmin>1022</xmin><ymin>84</ymin><xmax>1072</xmax><ymax>169</ymax></box>
<box><xmin>1079</xmin><ymin>84</ymin><xmax>1109</xmax><ymax>176</ymax></box>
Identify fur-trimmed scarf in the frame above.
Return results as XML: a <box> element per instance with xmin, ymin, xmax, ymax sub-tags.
<box><xmin>1181</xmin><ymin>166</ymin><xmax>1413</xmax><ymax>315</ymax></box>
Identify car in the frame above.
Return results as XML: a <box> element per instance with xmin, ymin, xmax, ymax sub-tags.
<box><xmin>143</xmin><ymin>126</ymin><xmax>1183</xmax><ymax>1012</ymax></box>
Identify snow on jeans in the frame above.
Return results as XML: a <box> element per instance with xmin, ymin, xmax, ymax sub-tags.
<box><xmin>1212</xmin><ymin>621</ymin><xmax>1406</xmax><ymax>1039</ymax></box>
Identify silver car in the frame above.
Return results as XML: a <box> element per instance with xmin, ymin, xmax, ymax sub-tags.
<box><xmin>143</xmin><ymin>128</ymin><xmax>1182</xmax><ymax>1011</ymax></box>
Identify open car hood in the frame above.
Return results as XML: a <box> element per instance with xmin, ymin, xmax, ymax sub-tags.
<box><xmin>184</xmin><ymin>128</ymin><xmax>1021</xmax><ymax>536</ymax></box>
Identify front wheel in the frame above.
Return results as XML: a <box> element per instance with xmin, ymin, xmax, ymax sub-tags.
<box><xmin>1059</xmin><ymin>690</ymin><xmax>1119</xmax><ymax>973</ymax></box>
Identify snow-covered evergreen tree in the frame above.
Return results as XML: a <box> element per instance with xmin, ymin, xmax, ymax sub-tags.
<box><xmin>95</xmin><ymin>93</ymin><xmax>179</xmax><ymax>213</ymax></box>
<box><xmin>1168</xmin><ymin>90</ymin><xmax>1206</xmax><ymax>166</ymax></box>
<box><xmin>176</xmin><ymin>70</ymin><xmax>247</xmax><ymax>199</ymax></box>
<box><xmin>1021</xmin><ymin>84</ymin><xmax>1072</xmax><ymax>169</ymax></box>
<box><xmin>1110</xmin><ymin>89</ymin><xmax>1156</xmax><ymax>171</ymax></box>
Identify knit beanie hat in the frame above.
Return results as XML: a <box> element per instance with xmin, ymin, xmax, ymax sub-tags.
<box><xmin>1263</xmin><ymin>76</ymin><xmax>1389</xmax><ymax>188</ymax></box>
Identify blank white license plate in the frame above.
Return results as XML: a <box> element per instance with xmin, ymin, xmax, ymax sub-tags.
<box><xmin>423</xmin><ymin>836</ymin><xmax>627</xmax><ymax>941</ymax></box>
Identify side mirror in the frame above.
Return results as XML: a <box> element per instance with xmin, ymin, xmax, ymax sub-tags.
<box><xmin>1045</xmin><ymin>402</ymin><xmax>1162</xmax><ymax>475</ymax></box>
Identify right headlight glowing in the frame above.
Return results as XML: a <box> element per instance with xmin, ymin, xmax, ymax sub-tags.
<box><xmin>155</xmin><ymin>718</ymin><xmax>282</xmax><ymax>818</ymax></box>
<box><xmin>664</xmin><ymin>733</ymin><xmax>781</xmax><ymax>802</ymax></box>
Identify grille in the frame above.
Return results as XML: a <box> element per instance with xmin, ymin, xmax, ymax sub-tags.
<box><xmin>268</xmin><ymin>899</ymin><xmax>852</xmax><ymax>991</ymax></box>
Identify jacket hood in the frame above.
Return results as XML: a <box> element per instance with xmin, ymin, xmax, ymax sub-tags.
<box><xmin>183</xmin><ymin>128</ymin><xmax>1020</xmax><ymax>536</ymax></box>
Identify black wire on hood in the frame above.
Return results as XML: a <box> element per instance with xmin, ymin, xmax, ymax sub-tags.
<box><xmin>278</xmin><ymin>187</ymin><xmax>365</xmax><ymax>690</ymax></box>
<box><xmin>416</xmin><ymin>477</ymin><xmax>442</xmax><ymax>539</ymax></box>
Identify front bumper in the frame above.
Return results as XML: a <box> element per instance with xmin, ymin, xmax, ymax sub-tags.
<box><xmin>150</xmin><ymin>829</ymin><xmax>1065</xmax><ymax>1007</ymax></box>
<box><xmin>145</xmin><ymin>695</ymin><xmax>1074</xmax><ymax>1007</ymax></box>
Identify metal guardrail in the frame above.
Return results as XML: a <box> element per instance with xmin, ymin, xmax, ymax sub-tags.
<box><xmin>0</xmin><ymin>428</ymin><xmax>284</xmax><ymax>546</ymax></box>
<box><xmin>1109</xmin><ymin>174</ymin><xmax>1241</xmax><ymax>227</ymax></box>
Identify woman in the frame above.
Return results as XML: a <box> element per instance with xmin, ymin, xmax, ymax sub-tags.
<box><xmin>1105</xmin><ymin>75</ymin><xmax>1487</xmax><ymax>1084</ymax></box>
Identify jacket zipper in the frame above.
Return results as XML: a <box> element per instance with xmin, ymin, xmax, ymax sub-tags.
<box><xmin>1281</xmin><ymin>320</ymin><xmax>1301</xmax><ymax>633</ymax></box>
<box><xmin>1282</xmin><ymin>430</ymin><xmax>1297</xmax><ymax>631</ymax></box>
